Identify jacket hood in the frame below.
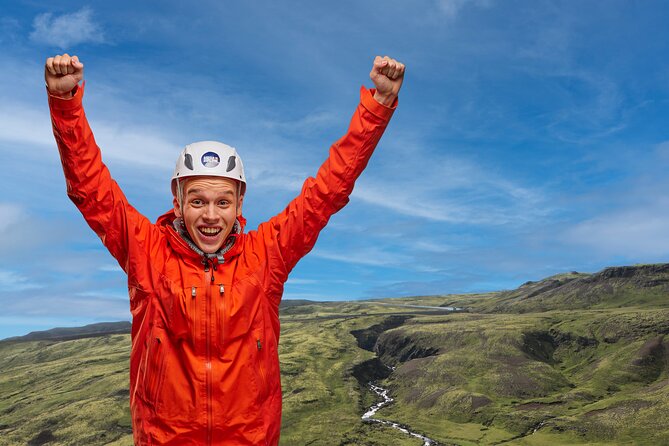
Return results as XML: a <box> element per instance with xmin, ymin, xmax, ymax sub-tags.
<box><xmin>156</xmin><ymin>209</ymin><xmax>246</xmax><ymax>265</ymax></box>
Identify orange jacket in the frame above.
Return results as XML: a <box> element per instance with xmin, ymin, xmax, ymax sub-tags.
<box><xmin>48</xmin><ymin>84</ymin><xmax>396</xmax><ymax>445</ymax></box>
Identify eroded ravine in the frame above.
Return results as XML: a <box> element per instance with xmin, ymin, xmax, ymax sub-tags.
<box><xmin>351</xmin><ymin>315</ymin><xmax>442</xmax><ymax>445</ymax></box>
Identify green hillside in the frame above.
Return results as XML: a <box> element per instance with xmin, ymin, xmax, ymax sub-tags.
<box><xmin>1</xmin><ymin>263</ymin><xmax>668</xmax><ymax>445</ymax></box>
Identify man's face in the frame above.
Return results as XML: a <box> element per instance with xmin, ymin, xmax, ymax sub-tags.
<box><xmin>173</xmin><ymin>176</ymin><xmax>243</xmax><ymax>254</ymax></box>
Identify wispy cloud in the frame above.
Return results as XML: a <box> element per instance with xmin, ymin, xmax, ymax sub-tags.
<box><xmin>436</xmin><ymin>0</ymin><xmax>492</xmax><ymax>18</ymax></box>
<box><xmin>353</xmin><ymin>153</ymin><xmax>548</xmax><ymax>226</ymax></box>
<box><xmin>657</xmin><ymin>141</ymin><xmax>669</xmax><ymax>160</ymax></box>
<box><xmin>311</xmin><ymin>246</ymin><xmax>410</xmax><ymax>267</ymax></box>
<box><xmin>0</xmin><ymin>269</ymin><xmax>43</xmax><ymax>292</ymax></box>
<box><xmin>281</xmin><ymin>292</ymin><xmax>340</xmax><ymax>301</ymax></box>
<box><xmin>0</xmin><ymin>103</ymin><xmax>55</xmax><ymax>148</ymax></box>
<box><xmin>0</xmin><ymin>17</ymin><xmax>22</xmax><ymax>45</ymax></box>
<box><xmin>30</xmin><ymin>7</ymin><xmax>105</xmax><ymax>48</ymax></box>
<box><xmin>98</xmin><ymin>264</ymin><xmax>123</xmax><ymax>273</ymax></box>
<box><xmin>285</xmin><ymin>278</ymin><xmax>319</xmax><ymax>285</ymax></box>
<box><xmin>4</xmin><ymin>292</ymin><xmax>130</xmax><ymax>319</ymax></box>
<box><xmin>0</xmin><ymin>203</ymin><xmax>24</xmax><ymax>233</ymax></box>
<box><xmin>286</xmin><ymin>277</ymin><xmax>360</xmax><ymax>286</ymax></box>
<box><xmin>564</xmin><ymin>202</ymin><xmax>669</xmax><ymax>259</ymax></box>
<box><xmin>0</xmin><ymin>102</ymin><xmax>177</xmax><ymax>174</ymax></box>
<box><xmin>76</xmin><ymin>289</ymin><xmax>130</xmax><ymax>300</ymax></box>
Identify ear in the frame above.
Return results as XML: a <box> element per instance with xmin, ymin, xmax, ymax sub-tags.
<box><xmin>236</xmin><ymin>195</ymin><xmax>244</xmax><ymax>217</ymax></box>
<box><xmin>173</xmin><ymin>196</ymin><xmax>182</xmax><ymax>218</ymax></box>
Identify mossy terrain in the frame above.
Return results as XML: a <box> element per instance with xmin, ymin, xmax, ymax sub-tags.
<box><xmin>1</xmin><ymin>263</ymin><xmax>668</xmax><ymax>445</ymax></box>
<box><xmin>0</xmin><ymin>335</ymin><xmax>133</xmax><ymax>445</ymax></box>
<box><xmin>374</xmin><ymin>309</ymin><xmax>669</xmax><ymax>445</ymax></box>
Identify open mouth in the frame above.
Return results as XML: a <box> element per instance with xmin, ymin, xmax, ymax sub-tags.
<box><xmin>199</xmin><ymin>227</ymin><xmax>222</xmax><ymax>237</ymax></box>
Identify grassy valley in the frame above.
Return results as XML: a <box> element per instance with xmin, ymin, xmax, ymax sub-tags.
<box><xmin>1</xmin><ymin>264</ymin><xmax>668</xmax><ymax>445</ymax></box>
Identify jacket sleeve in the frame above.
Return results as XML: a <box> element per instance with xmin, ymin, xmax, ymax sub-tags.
<box><xmin>48</xmin><ymin>84</ymin><xmax>155</xmax><ymax>274</ymax></box>
<box><xmin>257</xmin><ymin>87</ymin><xmax>396</xmax><ymax>294</ymax></box>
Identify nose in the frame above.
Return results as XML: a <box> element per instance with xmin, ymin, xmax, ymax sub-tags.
<box><xmin>203</xmin><ymin>203</ymin><xmax>218</xmax><ymax>221</ymax></box>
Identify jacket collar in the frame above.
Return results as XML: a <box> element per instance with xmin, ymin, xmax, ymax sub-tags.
<box><xmin>156</xmin><ymin>209</ymin><xmax>245</xmax><ymax>265</ymax></box>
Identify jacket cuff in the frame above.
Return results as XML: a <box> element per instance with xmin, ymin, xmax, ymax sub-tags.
<box><xmin>47</xmin><ymin>82</ymin><xmax>84</xmax><ymax>112</ymax></box>
<box><xmin>360</xmin><ymin>86</ymin><xmax>397</xmax><ymax>121</ymax></box>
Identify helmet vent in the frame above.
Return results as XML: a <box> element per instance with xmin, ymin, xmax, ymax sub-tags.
<box><xmin>226</xmin><ymin>156</ymin><xmax>236</xmax><ymax>172</ymax></box>
<box><xmin>184</xmin><ymin>154</ymin><xmax>194</xmax><ymax>170</ymax></box>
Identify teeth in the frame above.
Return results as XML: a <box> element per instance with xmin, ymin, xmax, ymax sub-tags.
<box><xmin>200</xmin><ymin>227</ymin><xmax>221</xmax><ymax>235</ymax></box>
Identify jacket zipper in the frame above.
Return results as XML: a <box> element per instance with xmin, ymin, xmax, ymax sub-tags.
<box><xmin>204</xmin><ymin>261</ymin><xmax>213</xmax><ymax>445</ymax></box>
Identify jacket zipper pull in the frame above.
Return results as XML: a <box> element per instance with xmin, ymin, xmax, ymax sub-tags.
<box><xmin>219</xmin><ymin>284</ymin><xmax>224</xmax><ymax>295</ymax></box>
<box><xmin>257</xmin><ymin>339</ymin><xmax>262</xmax><ymax>350</ymax></box>
<box><xmin>191</xmin><ymin>286</ymin><xmax>197</xmax><ymax>298</ymax></box>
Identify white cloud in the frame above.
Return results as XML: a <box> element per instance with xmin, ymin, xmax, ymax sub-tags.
<box><xmin>656</xmin><ymin>141</ymin><xmax>669</xmax><ymax>161</ymax></box>
<box><xmin>312</xmin><ymin>246</ymin><xmax>410</xmax><ymax>267</ymax></box>
<box><xmin>0</xmin><ymin>203</ymin><xmax>24</xmax><ymax>233</ymax></box>
<box><xmin>564</xmin><ymin>202</ymin><xmax>669</xmax><ymax>258</ymax></box>
<box><xmin>285</xmin><ymin>278</ymin><xmax>319</xmax><ymax>285</ymax></box>
<box><xmin>353</xmin><ymin>154</ymin><xmax>547</xmax><ymax>226</ymax></box>
<box><xmin>76</xmin><ymin>289</ymin><xmax>129</xmax><ymax>300</ymax></box>
<box><xmin>0</xmin><ymin>269</ymin><xmax>43</xmax><ymax>291</ymax></box>
<box><xmin>98</xmin><ymin>264</ymin><xmax>123</xmax><ymax>273</ymax></box>
<box><xmin>30</xmin><ymin>8</ymin><xmax>105</xmax><ymax>48</ymax></box>
<box><xmin>412</xmin><ymin>240</ymin><xmax>454</xmax><ymax>253</ymax></box>
<box><xmin>286</xmin><ymin>277</ymin><xmax>360</xmax><ymax>286</ymax></box>
<box><xmin>92</xmin><ymin>121</ymin><xmax>177</xmax><ymax>168</ymax></box>
<box><xmin>0</xmin><ymin>17</ymin><xmax>22</xmax><ymax>45</ymax></box>
<box><xmin>437</xmin><ymin>0</ymin><xmax>491</xmax><ymax>18</ymax></box>
<box><xmin>259</xmin><ymin>111</ymin><xmax>338</xmax><ymax>136</ymax></box>
<box><xmin>0</xmin><ymin>103</ymin><xmax>55</xmax><ymax>148</ymax></box>
<box><xmin>281</xmin><ymin>292</ymin><xmax>341</xmax><ymax>301</ymax></box>
<box><xmin>3</xmin><ymin>293</ymin><xmax>131</xmax><ymax>319</ymax></box>
<box><xmin>0</xmin><ymin>100</ymin><xmax>176</xmax><ymax>170</ymax></box>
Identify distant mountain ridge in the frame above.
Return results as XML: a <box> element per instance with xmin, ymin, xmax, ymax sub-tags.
<box><xmin>4</xmin><ymin>263</ymin><xmax>668</xmax><ymax>342</ymax></box>
<box><xmin>487</xmin><ymin>263</ymin><xmax>669</xmax><ymax>313</ymax></box>
<box><xmin>1</xmin><ymin>321</ymin><xmax>132</xmax><ymax>343</ymax></box>
<box><xmin>2</xmin><ymin>299</ymin><xmax>320</xmax><ymax>342</ymax></box>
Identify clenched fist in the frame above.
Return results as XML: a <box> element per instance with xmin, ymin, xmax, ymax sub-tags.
<box><xmin>370</xmin><ymin>56</ymin><xmax>405</xmax><ymax>106</ymax></box>
<box><xmin>45</xmin><ymin>54</ymin><xmax>84</xmax><ymax>98</ymax></box>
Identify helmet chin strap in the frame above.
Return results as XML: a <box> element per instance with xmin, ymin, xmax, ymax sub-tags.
<box><xmin>175</xmin><ymin>177</ymin><xmax>185</xmax><ymax>213</ymax></box>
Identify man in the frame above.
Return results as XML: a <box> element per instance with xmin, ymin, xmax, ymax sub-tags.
<box><xmin>45</xmin><ymin>53</ymin><xmax>404</xmax><ymax>445</ymax></box>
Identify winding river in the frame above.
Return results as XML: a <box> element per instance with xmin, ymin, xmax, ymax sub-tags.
<box><xmin>362</xmin><ymin>382</ymin><xmax>438</xmax><ymax>446</ymax></box>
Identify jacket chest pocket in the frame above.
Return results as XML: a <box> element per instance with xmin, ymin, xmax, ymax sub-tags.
<box><xmin>153</xmin><ymin>274</ymin><xmax>193</xmax><ymax>340</ymax></box>
<box><xmin>218</xmin><ymin>276</ymin><xmax>263</xmax><ymax>344</ymax></box>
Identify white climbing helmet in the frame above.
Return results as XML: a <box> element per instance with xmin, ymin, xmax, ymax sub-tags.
<box><xmin>171</xmin><ymin>141</ymin><xmax>246</xmax><ymax>197</ymax></box>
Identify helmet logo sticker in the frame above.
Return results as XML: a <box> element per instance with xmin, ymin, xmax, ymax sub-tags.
<box><xmin>184</xmin><ymin>153</ymin><xmax>194</xmax><ymax>170</ymax></box>
<box><xmin>201</xmin><ymin>152</ymin><xmax>220</xmax><ymax>168</ymax></box>
<box><xmin>226</xmin><ymin>156</ymin><xmax>236</xmax><ymax>172</ymax></box>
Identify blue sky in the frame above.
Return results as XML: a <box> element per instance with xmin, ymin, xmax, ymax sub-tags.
<box><xmin>1</xmin><ymin>1</ymin><xmax>669</xmax><ymax>339</ymax></box>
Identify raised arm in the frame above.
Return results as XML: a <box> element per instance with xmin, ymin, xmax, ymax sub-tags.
<box><xmin>45</xmin><ymin>54</ymin><xmax>155</xmax><ymax>273</ymax></box>
<box><xmin>256</xmin><ymin>56</ymin><xmax>405</xmax><ymax>298</ymax></box>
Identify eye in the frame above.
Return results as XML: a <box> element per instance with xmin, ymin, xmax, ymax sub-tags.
<box><xmin>190</xmin><ymin>199</ymin><xmax>203</xmax><ymax>207</ymax></box>
<box><xmin>218</xmin><ymin>200</ymin><xmax>230</xmax><ymax>207</ymax></box>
